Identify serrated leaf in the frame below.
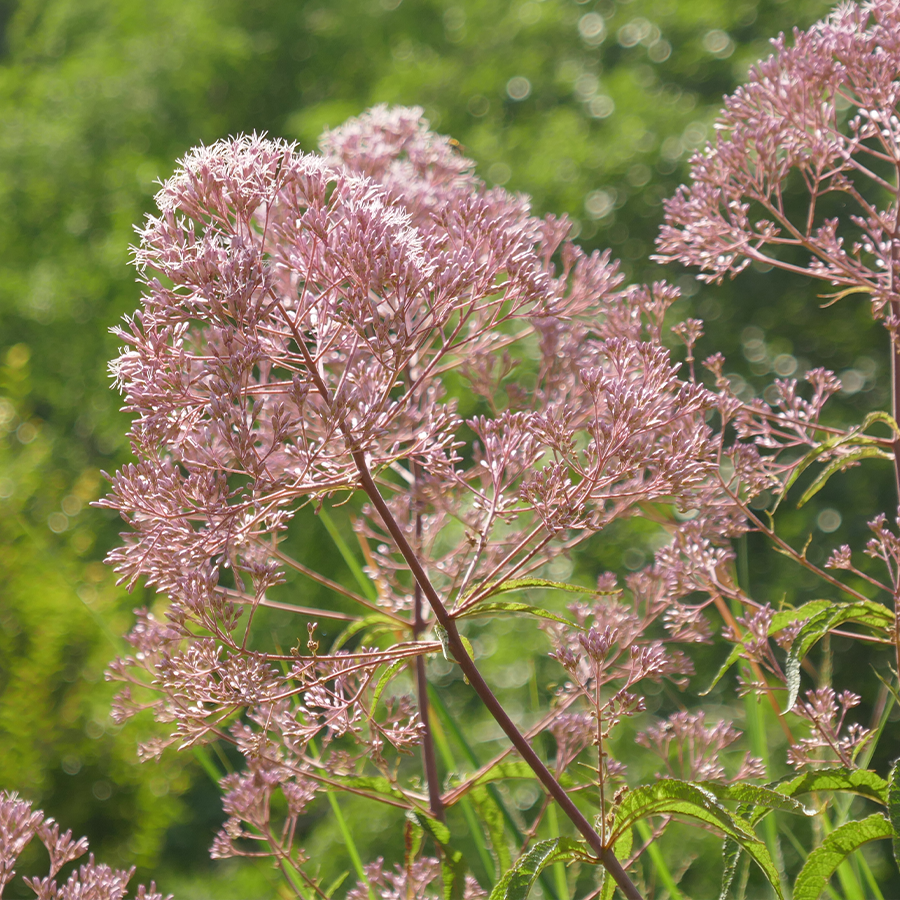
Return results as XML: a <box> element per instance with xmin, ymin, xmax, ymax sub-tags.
<box><xmin>407</xmin><ymin>810</ymin><xmax>452</xmax><ymax>847</ymax></box>
<box><xmin>719</xmin><ymin>838</ymin><xmax>741</xmax><ymax>900</ymax></box>
<box><xmin>458</xmin><ymin>601</ymin><xmax>574</xmax><ymax>625</ymax></box>
<box><xmin>768</xmin><ymin>600</ymin><xmax>834</xmax><ymax>636</ymax></box>
<box><xmin>610</xmin><ymin>780</ymin><xmax>783</xmax><ymax>899</ymax></box>
<box><xmin>797</xmin><ymin>446</ymin><xmax>894</xmax><ymax>507</ymax></box>
<box><xmin>860</xmin><ymin>410</ymin><xmax>900</xmax><ymax>438</ymax></box>
<box><xmin>461</xmin><ymin>577</ymin><xmax>608</xmax><ymax>609</ymax></box>
<box><xmin>775</xmin><ymin>767</ymin><xmax>888</xmax><ymax>807</ymax></box>
<box><xmin>793</xmin><ymin>813</ymin><xmax>892</xmax><ymax>900</ymax></box>
<box><xmin>771</xmin><ymin>442</ymin><xmax>834</xmax><ymax>513</ymax></box>
<box><xmin>372</xmin><ymin>658</ymin><xmax>407</xmax><ymax>711</ymax></box>
<box><xmin>599</xmin><ymin>829</ymin><xmax>633</xmax><ymax>900</ymax></box>
<box><xmin>327</xmin><ymin>775</ymin><xmax>406</xmax><ymax>801</ymax></box>
<box><xmin>700</xmin><ymin>643</ymin><xmax>744</xmax><ymax>696</ymax></box>
<box><xmin>786</xmin><ymin>603</ymin><xmax>894</xmax><ymax>709</ymax></box>
<box><xmin>442</xmin><ymin>848</ymin><xmax>467</xmax><ymax>900</ymax></box>
<box><xmin>700</xmin><ymin>782</ymin><xmax>814</xmax><ymax>818</ymax></box>
<box><xmin>489</xmin><ymin>838</ymin><xmax>588</xmax><ymax>900</ymax></box>
<box><xmin>889</xmin><ymin>763</ymin><xmax>900</xmax><ymax>872</ymax></box>
<box><xmin>324</xmin><ymin>872</ymin><xmax>349</xmax><ymax>898</ymax></box>
<box><xmin>408</xmin><ymin>810</ymin><xmax>466</xmax><ymax>900</ymax></box>
<box><xmin>434</xmin><ymin>623</ymin><xmax>452</xmax><ymax>661</ymax></box>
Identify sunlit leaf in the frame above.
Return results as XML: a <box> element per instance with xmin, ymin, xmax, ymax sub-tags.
<box><xmin>793</xmin><ymin>814</ymin><xmax>892</xmax><ymax>900</ymax></box>
<box><xmin>489</xmin><ymin>838</ymin><xmax>589</xmax><ymax>900</ymax></box>
<box><xmin>786</xmin><ymin>603</ymin><xmax>894</xmax><ymax>709</ymax></box>
<box><xmin>458</xmin><ymin>601</ymin><xmax>574</xmax><ymax>625</ymax></box>
<box><xmin>611</xmin><ymin>780</ymin><xmax>783</xmax><ymax>899</ymax></box>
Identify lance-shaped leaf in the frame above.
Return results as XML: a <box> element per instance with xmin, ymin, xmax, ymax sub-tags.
<box><xmin>408</xmin><ymin>811</ymin><xmax>467</xmax><ymax>900</ymax></box>
<box><xmin>457</xmin><ymin>577</ymin><xmax>612</xmax><ymax>613</ymax></box>
<box><xmin>793</xmin><ymin>814</ymin><xmax>892</xmax><ymax>900</ymax></box>
<box><xmin>700</xmin><ymin>643</ymin><xmax>744</xmax><ymax>696</ymax></box>
<box><xmin>797</xmin><ymin>446</ymin><xmax>894</xmax><ymax>508</ymax></box>
<box><xmin>889</xmin><ymin>763</ymin><xmax>900</xmax><ymax>872</ymax></box>
<box><xmin>325</xmin><ymin>775</ymin><xmax>408</xmax><ymax>802</ymax></box>
<box><xmin>464</xmin><ymin>761</ymin><xmax>577</xmax><ymax>791</ymax></box>
<box><xmin>768</xmin><ymin>600</ymin><xmax>834</xmax><ymax>636</ymax></box>
<box><xmin>771</xmin><ymin>432</ymin><xmax>889</xmax><ymax>514</ymax></box>
<box><xmin>775</xmin><ymin>767</ymin><xmax>888</xmax><ymax>807</ymax></box>
<box><xmin>331</xmin><ymin>613</ymin><xmax>399</xmax><ymax>652</ymax></box>
<box><xmin>699</xmin><ymin>782</ymin><xmax>815</xmax><ymax>819</ymax></box>
<box><xmin>371</xmin><ymin>658</ymin><xmax>407</xmax><ymax>711</ymax></box>
<box><xmin>599</xmin><ymin>829</ymin><xmax>634</xmax><ymax>900</ymax></box>
<box><xmin>470</xmin><ymin>786</ymin><xmax>512</xmax><ymax>878</ymax></box>
<box><xmin>457</xmin><ymin>601</ymin><xmax>574</xmax><ymax>625</ymax></box>
<box><xmin>610</xmin><ymin>780</ymin><xmax>784</xmax><ymax>899</ymax></box>
<box><xmin>719</xmin><ymin>838</ymin><xmax>741</xmax><ymax>900</ymax></box>
<box><xmin>489</xmin><ymin>838</ymin><xmax>590</xmax><ymax>900</ymax></box>
<box><xmin>786</xmin><ymin>602</ymin><xmax>894</xmax><ymax>709</ymax></box>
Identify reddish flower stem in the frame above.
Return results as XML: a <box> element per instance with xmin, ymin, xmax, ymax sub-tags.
<box><xmin>281</xmin><ymin>298</ymin><xmax>643</xmax><ymax>899</ymax></box>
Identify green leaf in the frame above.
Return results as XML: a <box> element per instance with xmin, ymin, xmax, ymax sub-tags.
<box><xmin>771</xmin><ymin>442</ymin><xmax>835</xmax><ymax>513</ymax></box>
<box><xmin>719</xmin><ymin>838</ymin><xmax>741</xmax><ymax>900</ymax></box>
<box><xmin>371</xmin><ymin>658</ymin><xmax>407</xmax><ymax>711</ymax></box>
<box><xmin>860</xmin><ymin>410</ymin><xmax>900</xmax><ymax>438</ymax></box>
<box><xmin>610</xmin><ymin>780</ymin><xmax>783</xmax><ymax>899</ymax></box>
<box><xmin>768</xmin><ymin>600</ymin><xmax>834</xmax><ymax>636</ymax></box>
<box><xmin>786</xmin><ymin>603</ymin><xmax>894</xmax><ymax>709</ymax></box>
<box><xmin>458</xmin><ymin>601</ymin><xmax>574</xmax><ymax>625</ymax></box>
<box><xmin>775</xmin><ymin>767</ymin><xmax>888</xmax><ymax>807</ymax></box>
<box><xmin>324</xmin><ymin>872</ymin><xmax>349</xmax><ymax>898</ymax></box>
<box><xmin>889</xmin><ymin>763</ymin><xmax>900</xmax><ymax>872</ymax></box>
<box><xmin>327</xmin><ymin>775</ymin><xmax>407</xmax><ymax>801</ymax></box>
<box><xmin>793</xmin><ymin>814</ymin><xmax>892</xmax><ymax>900</ymax></box>
<box><xmin>464</xmin><ymin>761</ymin><xmax>576</xmax><ymax>790</ymax></box>
<box><xmin>460</xmin><ymin>577</ymin><xmax>608</xmax><ymax>609</ymax></box>
<box><xmin>700</xmin><ymin>643</ymin><xmax>744</xmax><ymax>696</ymax></box>
<box><xmin>407</xmin><ymin>810</ymin><xmax>452</xmax><ymax>847</ymax></box>
<box><xmin>797</xmin><ymin>446</ymin><xmax>894</xmax><ymax>507</ymax></box>
<box><xmin>699</xmin><ymin>782</ymin><xmax>815</xmax><ymax>818</ymax></box>
<box><xmin>442</xmin><ymin>848</ymin><xmax>467</xmax><ymax>900</ymax></box>
<box><xmin>471</xmin><ymin>785</ymin><xmax>513</xmax><ymax>878</ymax></box>
<box><xmin>408</xmin><ymin>810</ymin><xmax>467</xmax><ymax>900</ymax></box>
<box><xmin>599</xmin><ymin>828</ymin><xmax>634</xmax><ymax>900</ymax></box>
<box><xmin>331</xmin><ymin>614</ymin><xmax>397</xmax><ymax>652</ymax></box>
<box><xmin>489</xmin><ymin>838</ymin><xmax>589</xmax><ymax>900</ymax></box>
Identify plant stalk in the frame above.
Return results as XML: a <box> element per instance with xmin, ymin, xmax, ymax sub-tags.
<box><xmin>351</xmin><ymin>448</ymin><xmax>643</xmax><ymax>900</ymax></box>
<box><xmin>284</xmin><ymin>308</ymin><xmax>643</xmax><ymax>899</ymax></box>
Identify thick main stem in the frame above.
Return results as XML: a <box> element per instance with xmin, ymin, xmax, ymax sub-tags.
<box><xmin>282</xmin><ymin>309</ymin><xmax>642</xmax><ymax>899</ymax></box>
<box><xmin>351</xmin><ymin>450</ymin><xmax>644</xmax><ymax>900</ymax></box>
<box><xmin>891</xmin><ymin>297</ymin><xmax>900</xmax><ymax>679</ymax></box>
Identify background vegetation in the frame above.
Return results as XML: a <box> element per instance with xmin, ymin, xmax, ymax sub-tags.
<box><xmin>7</xmin><ymin>0</ymin><xmax>897</xmax><ymax>896</ymax></box>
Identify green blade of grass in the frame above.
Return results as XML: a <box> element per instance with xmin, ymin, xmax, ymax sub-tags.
<box><xmin>427</xmin><ymin>685</ymin><xmax>560</xmax><ymax>900</ymax></box>
<box><xmin>309</xmin><ymin>737</ymin><xmax>374</xmax><ymax>900</ymax></box>
<box><xmin>634</xmin><ymin>819</ymin><xmax>682</xmax><ymax>900</ymax></box>
<box><xmin>319</xmin><ymin>507</ymin><xmax>377</xmax><ymax>602</ymax></box>
<box><xmin>545</xmin><ymin>803</ymin><xmax>571</xmax><ymax>900</ymax></box>
<box><xmin>431</xmin><ymin>712</ymin><xmax>496</xmax><ymax>885</ymax></box>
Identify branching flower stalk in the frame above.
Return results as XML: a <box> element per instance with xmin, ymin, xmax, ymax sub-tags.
<box><xmin>101</xmin><ymin>107</ymin><xmax>724</xmax><ymax>899</ymax></box>
<box><xmin>76</xmin><ymin>3</ymin><xmax>900</xmax><ymax>896</ymax></box>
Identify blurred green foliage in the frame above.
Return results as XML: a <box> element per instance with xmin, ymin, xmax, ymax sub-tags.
<box><xmin>9</xmin><ymin>0</ymin><xmax>900</xmax><ymax>896</ymax></box>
